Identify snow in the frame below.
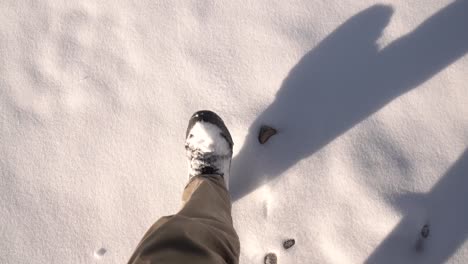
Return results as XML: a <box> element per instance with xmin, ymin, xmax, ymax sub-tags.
<box><xmin>186</xmin><ymin>121</ymin><xmax>231</xmax><ymax>156</ymax></box>
<box><xmin>1</xmin><ymin>0</ymin><xmax>467</xmax><ymax>263</ymax></box>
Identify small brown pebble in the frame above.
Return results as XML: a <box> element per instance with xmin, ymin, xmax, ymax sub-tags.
<box><xmin>258</xmin><ymin>125</ymin><xmax>277</xmax><ymax>144</ymax></box>
<box><xmin>421</xmin><ymin>224</ymin><xmax>430</xmax><ymax>238</ymax></box>
<box><xmin>264</xmin><ymin>252</ymin><xmax>277</xmax><ymax>264</ymax></box>
<box><xmin>283</xmin><ymin>239</ymin><xmax>295</xmax><ymax>249</ymax></box>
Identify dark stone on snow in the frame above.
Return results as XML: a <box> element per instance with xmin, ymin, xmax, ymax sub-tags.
<box><xmin>421</xmin><ymin>224</ymin><xmax>430</xmax><ymax>238</ymax></box>
<box><xmin>283</xmin><ymin>239</ymin><xmax>295</xmax><ymax>249</ymax></box>
<box><xmin>264</xmin><ymin>252</ymin><xmax>277</xmax><ymax>264</ymax></box>
<box><xmin>259</xmin><ymin>125</ymin><xmax>277</xmax><ymax>144</ymax></box>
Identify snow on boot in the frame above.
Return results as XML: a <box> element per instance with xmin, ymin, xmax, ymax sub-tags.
<box><xmin>185</xmin><ymin>110</ymin><xmax>234</xmax><ymax>189</ymax></box>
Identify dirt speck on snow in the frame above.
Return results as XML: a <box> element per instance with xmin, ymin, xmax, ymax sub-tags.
<box><xmin>421</xmin><ymin>224</ymin><xmax>430</xmax><ymax>238</ymax></box>
<box><xmin>264</xmin><ymin>252</ymin><xmax>277</xmax><ymax>264</ymax></box>
<box><xmin>283</xmin><ymin>239</ymin><xmax>295</xmax><ymax>249</ymax></box>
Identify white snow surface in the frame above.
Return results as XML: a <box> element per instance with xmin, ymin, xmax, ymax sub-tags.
<box><xmin>1</xmin><ymin>0</ymin><xmax>467</xmax><ymax>263</ymax></box>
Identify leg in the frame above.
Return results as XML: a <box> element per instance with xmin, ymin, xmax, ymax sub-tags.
<box><xmin>128</xmin><ymin>175</ymin><xmax>240</xmax><ymax>264</ymax></box>
<box><xmin>128</xmin><ymin>110</ymin><xmax>240</xmax><ymax>264</ymax></box>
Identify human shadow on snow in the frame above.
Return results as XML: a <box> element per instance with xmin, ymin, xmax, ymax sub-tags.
<box><xmin>231</xmin><ymin>1</ymin><xmax>468</xmax><ymax>200</ymax></box>
<box><xmin>365</xmin><ymin>149</ymin><xmax>468</xmax><ymax>264</ymax></box>
<box><xmin>230</xmin><ymin>0</ymin><xmax>468</xmax><ymax>262</ymax></box>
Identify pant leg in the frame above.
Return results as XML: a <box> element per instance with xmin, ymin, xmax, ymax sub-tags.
<box><xmin>128</xmin><ymin>174</ymin><xmax>240</xmax><ymax>264</ymax></box>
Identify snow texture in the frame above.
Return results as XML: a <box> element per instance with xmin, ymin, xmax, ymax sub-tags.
<box><xmin>1</xmin><ymin>0</ymin><xmax>468</xmax><ymax>263</ymax></box>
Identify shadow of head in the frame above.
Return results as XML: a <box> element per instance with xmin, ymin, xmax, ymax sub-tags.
<box><xmin>230</xmin><ymin>1</ymin><xmax>468</xmax><ymax>201</ymax></box>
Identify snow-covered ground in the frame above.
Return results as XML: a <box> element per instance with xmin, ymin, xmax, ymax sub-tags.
<box><xmin>1</xmin><ymin>0</ymin><xmax>467</xmax><ymax>263</ymax></box>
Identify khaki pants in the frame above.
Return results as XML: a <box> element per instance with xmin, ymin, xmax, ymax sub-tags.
<box><xmin>128</xmin><ymin>175</ymin><xmax>240</xmax><ymax>264</ymax></box>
